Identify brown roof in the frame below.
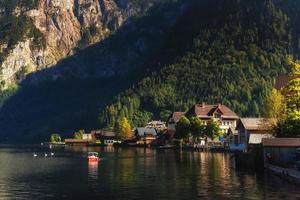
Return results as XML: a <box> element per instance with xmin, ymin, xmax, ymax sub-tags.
<box><xmin>168</xmin><ymin>112</ymin><xmax>186</xmax><ymax>123</ymax></box>
<box><xmin>239</xmin><ymin>118</ymin><xmax>276</xmax><ymax>131</ymax></box>
<box><xmin>65</xmin><ymin>139</ymin><xmax>89</xmax><ymax>143</ymax></box>
<box><xmin>187</xmin><ymin>103</ymin><xmax>238</xmax><ymax>119</ymax></box>
<box><xmin>275</xmin><ymin>75</ymin><xmax>291</xmax><ymax>90</ymax></box>
<box><xmin>262</xmin><ymin>138</ymin><xmax>300</xmax><ymax>147</ymax></box>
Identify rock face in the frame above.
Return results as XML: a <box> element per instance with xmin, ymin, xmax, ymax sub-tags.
<box><xmin>0</xmin><ymin>0</ymin><xmax>152</xmax><ymax>88</ymax></box>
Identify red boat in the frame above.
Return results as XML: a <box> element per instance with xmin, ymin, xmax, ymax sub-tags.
<box><xmin>88</xmin><ymin>152</ymin><xmax>100</xmax><ymax>162</ymax></box>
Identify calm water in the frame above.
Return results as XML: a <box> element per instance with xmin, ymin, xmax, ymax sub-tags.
<box><xmin>0</xmin><ymin>146</ymin><xmax>299</xmax><ymax>200</ymax></box>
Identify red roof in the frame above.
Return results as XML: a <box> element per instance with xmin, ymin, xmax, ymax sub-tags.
<box><xmin>187</xmin><ymin>103</ymin><xmax>238</xmax><ymax>119</ymax></box>
<box><xmin>168</xmin><ymin>112</ymin><xmax>186</xmax><ymax>123</ymax></box>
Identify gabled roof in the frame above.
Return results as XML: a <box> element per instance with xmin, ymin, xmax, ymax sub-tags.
<box><xmin>239</xmin><ymin>118</ymin><xmax>276</xmax><ymax>131</ymax></box>
<box><xmin>135</xmin><ymin>128</ymin><xmax>157</xmax><ymax>136</ymax></box>
<box><xmin>187</xmin><ymin>103</ymin><xmax>238</xmax><ymax>119</ymax></box>
<box><xmin>168</xmin><ymin>112</ymin><xmax>186</xmax><ymax>123</ymax></box>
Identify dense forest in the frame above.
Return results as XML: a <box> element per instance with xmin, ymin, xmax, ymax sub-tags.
<box><xmin>99</xmin><ymin>0</ymin><xmax>297</xmax><ymax>130</ymax></box>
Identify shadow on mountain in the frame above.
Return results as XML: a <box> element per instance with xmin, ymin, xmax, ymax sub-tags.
<box><xmin>0</xmin><ymin>0</ymin><xmax>192</xmax><ymax>143</ymax></box>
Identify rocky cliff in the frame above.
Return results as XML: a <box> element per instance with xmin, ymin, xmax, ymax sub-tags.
<box><xmin>0</xmin><ymin>0</ymin><xmax>153</xmax><ymax>87</ymax></box>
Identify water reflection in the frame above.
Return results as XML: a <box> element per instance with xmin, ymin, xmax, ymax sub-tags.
<box><xmin>0</xmin><ymin>146</ymin><xmax>300</xmax><ymax>200</ymax></box>
<box><xmin>88</xmin><ymin>162</ymin><xmax>98</xmax><ymax>181</ymax></box>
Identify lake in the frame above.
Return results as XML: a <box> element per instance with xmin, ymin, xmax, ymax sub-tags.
<box><xmin>0</xmin><ymin>145</ymin><xmax>299</xmax><ymax>200</ymax></box>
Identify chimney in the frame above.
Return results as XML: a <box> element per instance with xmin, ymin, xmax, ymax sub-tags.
<box><xmin>202</xmin><ymin>102</ymin><xmax>205</xmax><ymax>107</ymax></box>
<box><xmin>218</xmin><ymin>103</ymin><xmax>221</xmax><ymax>108</ymax></box>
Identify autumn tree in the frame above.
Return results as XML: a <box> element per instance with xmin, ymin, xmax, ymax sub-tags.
<box><xmin>118</xmin><ymin>117</ymin><xmax>133</xmax><ymax>140</ymax></box>
<box><xmin>276</xmin><ymin>59</ymin><xmax>300</xmax><ymax>137</ymax></box>
<box><xmin>263</xmin><ymin>88</ymin><xmax>285</xmax><ymax>120</ymax></box>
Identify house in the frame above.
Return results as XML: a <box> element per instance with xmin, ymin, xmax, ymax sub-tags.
<box><xmin>262</xmin><ymin>138</ymin><xmax>300</xmax><ymax>180</ymax></box>
<box><xmin>135</xmin><ymin>128</ymin><xmax>157</xmax><ymax>145</ymax></box>
<box><xmin>167</xmin><ymin>112</ymin><xmax>186</xmax><ymax>136</ymax></box>
<box><xmin>146</xmin><ymin>121</ymin><xmax>167</xmax><ymax>132</ymax></box>
<box><xmin>82</xmin><ymin>133</ymin><xmax>93</xmax><ymax>141</ymax></box>
<box><xmin>230</xmin><ymin>118</ymin><xmax>275</xmax><ymax>151</ymax></box>
<box><xmin>186</xmin><ymin>103</ymin><xmax>239</xmax><ymax>134</ymax></box>
<box><xmin>65</xmin><ymin>139</ymin><xmax>89</xmax><ymax>146</ymax></box>
<box><xmin>92</xmin><ymin>130</ymin><xmax>119</xmax><ymax>146</ymax></box>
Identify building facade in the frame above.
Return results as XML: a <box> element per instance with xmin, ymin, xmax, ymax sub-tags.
<box><xmin>185</xmin><ymin>103</ymin><xmax>239</xmax><ymax>134</ymax></box>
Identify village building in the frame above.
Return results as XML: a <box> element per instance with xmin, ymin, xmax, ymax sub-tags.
<box><xmin>92</xmin><ymin>130</ymin><xmax>119</xmax><ymax>146</ymax></box>
<box><xmin>145</xmin><ymin>121</ymin><xmax>167</xmax><ymax>132</ymax></box>
<box><xmin>262</xmin><ymin>138</ymin><xmax>300</xmax><ymax>180</ymax></box>
<box><xmin>229</xmin><ymin>118</ymin><xmax>275</xmax><ymax>151</ymax></box>
<box><xmin>82</xmin><ymin>133</ymin><xmax>93</xmax><ymax>141</ymax></box>
<box><xmin>134</xmin><ymin>127</ymin><xmax>157</xmax><ymax>145</ymax></box>
<box><xmin>64</xmin><ymin>139</ymin><xmax>89</xmax><ymax>146</ymax></box>
<box><xmin>167</xmin><ymin>112</ymin><xmax>186</xmax><ymax>136</ymax></box>
<box><xmin>185</xmin><ymin>103</ymin><xmax>239</xmax><ymax>134</ymax></box>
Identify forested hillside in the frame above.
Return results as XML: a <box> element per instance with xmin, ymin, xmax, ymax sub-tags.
<box><xmin>99</xmin><ymin>0</ymin><xmax>297</xmax><ymax>130</ymax></box>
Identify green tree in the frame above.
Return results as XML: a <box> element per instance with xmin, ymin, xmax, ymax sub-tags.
<box><xmin>204</xmin><ymin>118</ymin><xmax>221</xmax><ymax>140</ymax></box>
<box><xmin>175</xmin><ymin>116</ymin><xmax>191</xmax><ymax>139</ymax></box>
<box><xmin>190</xmin><ymin>116</ymin><xmax>205</xmax><ymax>139</ymax></box>
<box><xmin>74</xmin><ymin>130</ymin><xmax>85</xmax><ymax>139</ymax></box>
<box><xmin>118</xmin><ymin>117</ymin><xmax>132</xmax><ymax>140</ymax></box>
<box><xmin>50</xmin><ymin>133</ymin><xmax>61</xmax><ymax>143</ymax></box>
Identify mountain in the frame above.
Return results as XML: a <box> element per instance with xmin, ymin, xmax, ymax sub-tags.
<box><xmin>0</xmin><ymin>0</ymin><xmax>299</xmax><ymax>142</ymax></box>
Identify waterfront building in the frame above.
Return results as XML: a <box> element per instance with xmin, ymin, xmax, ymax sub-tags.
<box><xmin>167</xmin><ymin>112</ymin><xmax>186</xmax><ymax>136</ymax></box>
<box><xmin>92</xmin><ymin>130</ymin><xmax>119</xmax><ymax>145</ymax></box>
<box><xmin>145</xmin><ymin>121</ymin><xmax>167</xmax><ymax>132</ymax></box>
<box><xmin>262</xmin><ymin>138</ymin><xmax>300</xmax><ymax>181</ymax></box>
<box><xmin>185</xmin><ymin>103</ymin><xmax>239</xmax><ymax>134</ymax></box>
<box><xmin>230</xmin><ymin>118</ymin><xmax>275</xmax><ymax>151</ymax></box>
<box><xmin>263</xmin><ymin>138</ymin><xmax>300</xmax><ymax>167</ymax></box>
<box><xmin>134</xmin><ymin>127</ymin><xmax>157</xmax><ymax>145</ymax></box>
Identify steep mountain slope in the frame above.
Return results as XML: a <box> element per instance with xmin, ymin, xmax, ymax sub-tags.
<box><xmin>0</xmin><ymin>0</ymin><xmax>185</xmax><ymax>142</ymax></box>
<box><xmin>0</xmin><ymin>0</ymin><xmax>161</xmax><ymax>88</ymax></box>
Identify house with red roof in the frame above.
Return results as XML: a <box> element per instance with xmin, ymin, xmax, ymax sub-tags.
<box><xmin>185</xmin><ymin>103</ymin><xmax>239</xmax><ymax>134</ymax></box>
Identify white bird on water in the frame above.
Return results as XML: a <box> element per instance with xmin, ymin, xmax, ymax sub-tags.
<box><xmin>50</xmin><ymin>152</ymin><xmax>54</xmax><ymax>156</ymax></box>
<box><xmin>33</xmin><ymin>153</ymin><xmax>38</xmax><ymax>157</ymax></box>
<box><xmin>44</xmin><ymin>153</ymin><xmax>48</xmax><ymax>157</ymax></box>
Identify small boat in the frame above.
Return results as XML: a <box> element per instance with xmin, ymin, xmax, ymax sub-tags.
<box><xmin>88</xmin><ymin>152</ymin><xmax>100</xmax><ymax>162</ymax></box>
<box><xmin>50</xmin><ymin>152</ymin><xmax>54</xmax><ymax>156</ymax></box>
<box><xmin>33</xmin><ymin>153</ymin><xmax>38</xmax><ymax>157</ymax></box>
<box><xmin>44</xmin><ymin>153</ymin><xmax>48</xmax><ymax>157</ymax></box>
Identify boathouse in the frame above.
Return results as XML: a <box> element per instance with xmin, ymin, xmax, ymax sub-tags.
<box><xmin>262</xmin><ymin>138</ymin><xmax>300</xmax><ymax>169</ymax></box>
<box><xmin>230</xmin><ymin>118</ymin><xmax>275</xmax><ymax>152</ymax></box>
